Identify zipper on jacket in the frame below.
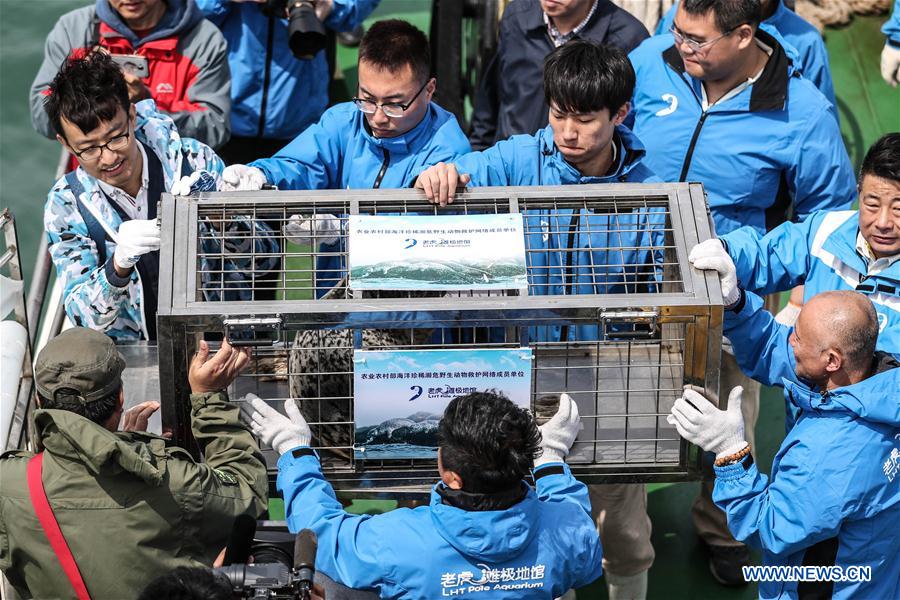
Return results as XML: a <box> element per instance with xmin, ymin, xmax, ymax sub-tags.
<box><xmin>372</xmin><ymin>148</ymin><xmax>390</xmax><ymax>189</ymax></box>
<box><xmin>257</xmin><ymin>17</ymin><xmax>276</xmax><ymax>138</ymax></box>
<box><xmin>678</xmin><ymin>111</ymin><xmax>709</xmax><ymax>182</ymax></box>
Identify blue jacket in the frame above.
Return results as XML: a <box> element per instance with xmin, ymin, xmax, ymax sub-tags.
<box><xmin>716</xmin><ymin>290</ymin><xmax>900</xmax><ymax>599</ymax></box>
<box><xmin>655</xmin><ymin>1</ymin><xmax>836</xmax><ymax>109</ymax></box>
<box><xmin>469</xmin><ymin>0</ymin><xmax>648</xmax><ymax>150</ymax></box>
<box><xmin>628</xmin><ymin>30</ymin><xmax>854</xmax><ymax>236</ymax></box>
<box><xmin>278</xmin><ymin>452</ymin><xmax>602</xmax><ymax>598</ymax></box>
<box><xmin>722</xmin><ymin>210</ymin><xmax>900</xmax><ymax>355</ymax></box>
<box><xmin>196</xmin><ymin>0</ymin><xmax>380</xmax><ymax>139</ymax></box>
<box><xmin>454</xmin><ymin>124</ymin><xmax>665</xmax><ymax>342</ymax></box>
<box><xmin>884</xmin><ymin>0</ymin><xmax>900</xmax><ymax>46</ymax></box>
<box><xmin>252</xmin><ymin>101</ymin><xmax>471</xmax><ymax>295</ymax></box>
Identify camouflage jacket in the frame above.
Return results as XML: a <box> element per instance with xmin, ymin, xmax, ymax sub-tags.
<box><xmin>44</xmin><ymin>99</ymin><xmax>278</xmax><ymax>340</ymax></box>
<box><xmin>0</xmin><ymin>392</ymin><xmax>268</xmax><ymax>600</ymax></box>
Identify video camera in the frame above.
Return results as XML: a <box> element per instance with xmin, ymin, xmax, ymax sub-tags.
<box><xmin>259</xmin><ymin>0</ymin><xmax>327</xmax><ymax>59</ymax></box>
<box><xmin>214</xmin><ymin>516</ymin><xmax>318</xmax><ymax>600</ymax></box>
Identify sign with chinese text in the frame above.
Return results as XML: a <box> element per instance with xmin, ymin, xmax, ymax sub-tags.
<box><xmin>348</xmin><ymin>213</ymin><xmax>527</xmax><ymax>290</ymax></box>
<box><xmin>353</xmin><ymin>348</ymin><xmax>533</xmax><ymax>460</ymax></box>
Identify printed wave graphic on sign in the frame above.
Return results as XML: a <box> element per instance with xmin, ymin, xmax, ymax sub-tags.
<box><xmin>350</xmin><ymin>259</ymin><xmax>527</xmax><ymax>288</ymax></box>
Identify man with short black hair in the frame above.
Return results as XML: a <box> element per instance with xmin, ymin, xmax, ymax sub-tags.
<box><xmin>0</xmin><ymin>328</ymin><xmax>267</xmax><ymax>599</ymax></box>
<box><xmin>244</xmin><ymin>391</ymin><xmax>602</xmax><ymax>598</ymax></box>
<box><xmin>656</xmin><ymin>0</ymin><xmax>837</xmax><ymax>108</ymax></box>
<box><xmin>669</xmin><ymin>290</ymin><xmax>900</xmax><ymax>598</ymax></box>
<box><xmin>469</xmin><ymin>0</ymin><xmax>649</xmax><ymax>150</ymax></box>
<box><xmin>418</xmin><ymin>40</ymin><xmax>659</xmax><ymax>598</ymax></box>
<box><xmin>222</xmin><ymin>19</ymin><xmax>469</xmax><ymax>192</ymax></box>
<box><xmin>628</xmin><ymin>1</ymin><xmax>856</xmax><ymax>580</ymax></box>
<box><xmin>43</xmin><ymin>52</ymin><xmax>277</xmax><ymax>340</ymax></box>
<box><xmin>222</xmin><ymin>19</ymin><xmax>471</xmax><ymax>297</ymax></box>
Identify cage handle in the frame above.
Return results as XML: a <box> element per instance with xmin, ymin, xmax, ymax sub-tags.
<box><xmin>599</xmin><ymin>309</ymin><xmax>659</xmax><ymax>340</ymax></box>
<box><xmin>223</xmin><ymin>316</ymin><xmax>282</xmax><ymax>347</ymax></box>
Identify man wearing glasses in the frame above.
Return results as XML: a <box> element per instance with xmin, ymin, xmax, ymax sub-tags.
<box><xmin>221</xmin><ymin>19</ymin><xmax>470</xmax><ymax>194</ymax></box>
<box><xmin>44</xmin><ymin>52</ymin><xmax>278</xmax><ymax>341</ymax></box>
<box><xmin>220</xmin><ymin>19</ymin><xmax>470</xmax><ymax>296</ymax></box>
<box><xmin>626</xmin><ymin>0</ymin><xmax>856</xmax><ymax>586</ymax></box>
<box><xmin>655</xmin><ymin>0</ymin><xmax>837</xmax><ymax>110</ymax></box>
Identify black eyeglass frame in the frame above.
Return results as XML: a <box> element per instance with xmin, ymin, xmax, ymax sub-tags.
<box><xmin>71</xmin><ymin>129</ymin><xmax>132</xmax><ymax>161</ymax></box>
<box><xmin>352</xmin><ymin>79</ymin><xmax>431</xmax><ymax>118</ymax></box>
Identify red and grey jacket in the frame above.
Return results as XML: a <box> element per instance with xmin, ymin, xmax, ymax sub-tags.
<box><xmin>30</xmin><ymin>0</ymin><xmax>231</xmax><ymax>149</ymax></box>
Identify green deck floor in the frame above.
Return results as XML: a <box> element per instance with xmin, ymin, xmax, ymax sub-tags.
<box><xmin>276</xmin><ymin>5</ymin><xmax>899</xmax><ymax>598</ymax></box>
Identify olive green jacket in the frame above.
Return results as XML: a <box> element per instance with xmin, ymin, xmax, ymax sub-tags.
<box><xmin>0</xmin><ymin>391</ymin><xmax>267</xmax><ymax>599</ymax></box>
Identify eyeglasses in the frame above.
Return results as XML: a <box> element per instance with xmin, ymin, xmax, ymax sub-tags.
<box><xmin>72</xmin><ymin>129</ymin><xmax>131</xmax><ymax>161</ymax></box>
<box><xmin>669</xmin><ymin>25</ymin><xmax>737</xmax><ymax>53</ymax></box>
<box><xmin>352</xmin><ymin>80</ymin><xmax>429</xmax><ymax>118</ymax></box>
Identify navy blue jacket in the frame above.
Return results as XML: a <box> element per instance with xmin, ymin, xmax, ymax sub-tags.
<box><xmin>469</xmin><ymin>0</ymin><xmax>648</xmax><ymax>150</ymax></box>
<box><xmin>628</xmin><ymin>30</ymin><xmax>854</xmax><ymax>236</ymax></box>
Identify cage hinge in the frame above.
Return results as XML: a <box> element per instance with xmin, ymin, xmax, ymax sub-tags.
<box><xmin>223</xmin><ymin>316</ymin><xmax>283</xmax><ymax>347</ymax></box>
<box><xmin>599</xmin><ymin>309</ymin><xmax>659</xmax><ymax>340</ymax></box>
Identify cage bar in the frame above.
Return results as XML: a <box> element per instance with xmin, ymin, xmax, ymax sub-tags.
<box><xmin>157</xmin><ymin>184</ymin><xmax>723</xmax><ymax>495</ymax></box>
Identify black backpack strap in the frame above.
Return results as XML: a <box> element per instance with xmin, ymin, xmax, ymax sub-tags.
<box><xmin>180</xmin><ymin>148</ymin><xmax>192</xmax><ymax>179</ymax></box>
<box><xmin>66</xmin><ymin>171</ymin><xmax>109</xmax><ymax>266</ymax></box>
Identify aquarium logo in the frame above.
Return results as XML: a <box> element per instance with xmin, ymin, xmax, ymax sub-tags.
<box><xmin>409</xmin><ymin>385</ymin><xmax>423</xmax><ymax>401</ymax></box>
<box><xmin>404</xmin><ymin>238</ymin><xmax>417</xmax><ymax>249</ymax></box>
<box><xmin>440</xmin><ymin>562</ymin><xmax>546</xmax><ymax>596</ymax></box>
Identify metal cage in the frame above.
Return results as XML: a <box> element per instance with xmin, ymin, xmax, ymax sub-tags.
<box><xmin>157</xmin><ymin>183</ymin><xmax>723</xmax><ymax>495</ymax></box>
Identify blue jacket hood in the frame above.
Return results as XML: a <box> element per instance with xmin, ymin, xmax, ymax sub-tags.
<box><xmin>96</xmin><ymin>0</ymin><xmax>202</xmax><ymax>45</ymax></box>
<box><xmin>536</xmin><ymin>123</ymin><xmax>652</xmax><ymax>184</ymax></box>
<box><xmin>785</xmin><ymin>354</ymin><xmax>900</xmax><ymax>426</ymax></box>
<box><xmin>429</xmin><ymin>483</ymin><xmax>539</xmax><ymax>562</ymax></box>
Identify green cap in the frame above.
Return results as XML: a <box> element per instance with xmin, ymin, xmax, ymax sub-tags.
<box><xmin>35</xmin><ymin>328</ymin><xmax>126</xmax><ymax>404</ymax></box>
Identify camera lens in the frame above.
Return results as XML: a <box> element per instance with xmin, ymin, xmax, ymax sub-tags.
<box><xmin>288</xmin><ymin>1</ymin><xmax>327</xmax><ymax>58</ymax></box>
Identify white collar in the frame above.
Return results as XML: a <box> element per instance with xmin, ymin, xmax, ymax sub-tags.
<box><xmin>856</xmin><ymin>230</ymin><xmax>900</xmax><ymax>274</ymax></box>
<box><xmin>97</xmin><ymin>142</ymin><xmax>149</xmax><ymax>220</ymax></box>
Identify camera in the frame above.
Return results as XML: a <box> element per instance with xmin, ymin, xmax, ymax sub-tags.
<box><xmin>214</xmin><ymin>519</ymin><xmax>318</xmax><ymax>600</ymax></box>
<box><xmin>260</xmin><ymin>0</ymin><xmax>328</xmax><ymax>59</ymax></box>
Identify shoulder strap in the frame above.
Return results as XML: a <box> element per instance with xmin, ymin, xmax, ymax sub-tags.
<box><xmin>66</xmin><ymin>172</ymin><xmax>109</xmax><ymax>265</ymax></box>
<box><xmin>26</xmin><ymin>454</ymin><xmax>92</xmax><ymax>600</ymax></box>
<box><xmin>180</xmin><ymin>147</ymin><xmax>192</xmax><ymax>179</ymax></box>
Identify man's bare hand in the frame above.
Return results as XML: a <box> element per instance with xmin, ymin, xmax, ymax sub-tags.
<box><xmin>121</xmin><ymin>401</ymin><xmax>160</xmax><ymax>432</ymax></box>
<box><xmin>415</xmin><ymin>162</ymin><xmax>470</xmax><ymax>207</ymax></box>
<box><xmin>123</xmin><ymin>71</ymin><xmax>152</xmax><ymax>102</ymax></box>
<box><xmin>189</xmin><ymin>339</ymin><xmax>251</xmax><ymax>394</ymax></box>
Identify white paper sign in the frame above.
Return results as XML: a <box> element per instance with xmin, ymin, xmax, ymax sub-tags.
<box><xmin>348</xmin><ymin>213</ymin><xmax>527</xmax><ymax>290</ymax></box>
<box><xmin>353</xmin><ymin>348</ymin><xmax>533</xmax><ymax>460</ymax></box>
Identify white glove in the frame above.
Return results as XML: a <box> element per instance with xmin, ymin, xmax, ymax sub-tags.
<box><xmin>534</xmin><ymin>393</ymin><xmax>583</xmax><ymax>467</ymax></box>
<box><xmin>113</xmin><ymin>219</ymin><xmax>161</xmax><ymax>270</ymax></box>
<box><xmin>774</xmin><ymin>302</ymin><xmax>802</xmax><ymax>327</ymax></box>
<box><xmin>221</xmin><ymin>164</ymin><xmax>267</xmax><ymax>192</ymax></box>
<box><xmin>688</xmin><ymin>239</ymin><xmax>739</xmax><ymax>306</ymax></box>
<box><xmin>284</xmin><ymin>213</ymin><xmax>341</xmax><ymax>245</ymax></box>
<box><xmin>667</xmin><ymin>387</ymin><xmax>747</xmax><ymax>459</ymax></box>
<box><xmin>243</xmin><ymin>394</ymin><xmax>311</xmax><ymax>456</ymax></box>
<box><xmin>881</xmin><ymin>43</ymin><xmax>900</xmax><ymax>87</ymax></box>
<box><xmin>170</xmin><ymin>170</ymin><xmax>218</xmax><ymax>196</ymax></box>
